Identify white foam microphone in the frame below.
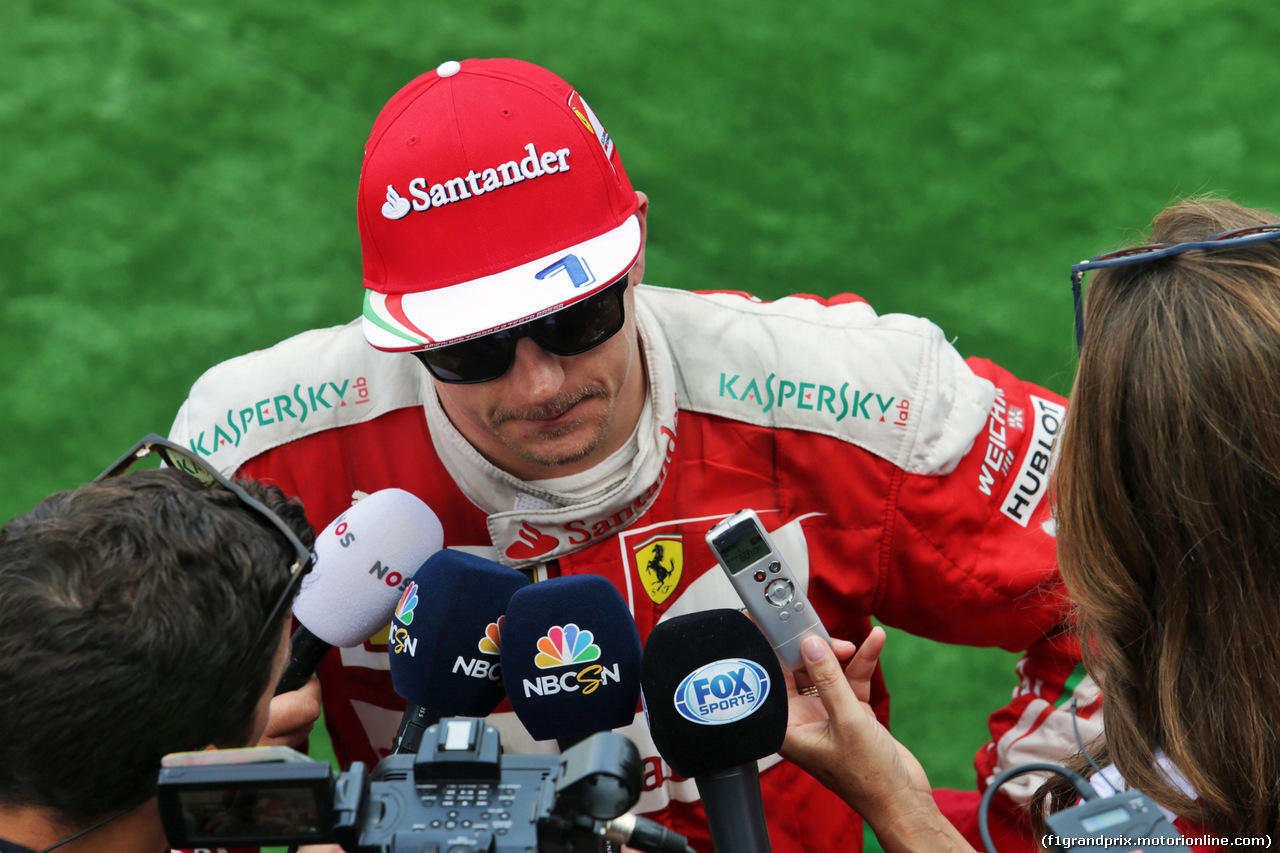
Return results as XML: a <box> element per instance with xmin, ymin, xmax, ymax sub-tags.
<box><xmin>275</xmin><ymin>488</ymin><xmax>444</xmax><ymax>694</ymax></box>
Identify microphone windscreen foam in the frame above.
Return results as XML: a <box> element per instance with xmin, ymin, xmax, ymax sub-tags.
<box><xmin>640</xmin><ymin>609</ymin><xmax>787</xmax><ymax>778</ymax></box>
<box><xmin>500</xmin><ymin>575</ymin><xmax>643</xmax><ymax>742</ymax></box>
<box><xmin>389</xmin><ymin>550</ymin><xmax>529</xmax><ymax>716</ymax></box>
<box><xmin>292</xmin><ymin>488</ymin><xmax>444</xmax><ymax>647</ymax></box>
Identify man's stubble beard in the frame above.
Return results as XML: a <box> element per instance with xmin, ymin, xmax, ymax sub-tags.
<box><xmin>488</xmin><ymin>384</ymin><xmax>612</xmax><ymax>469</ymax></box>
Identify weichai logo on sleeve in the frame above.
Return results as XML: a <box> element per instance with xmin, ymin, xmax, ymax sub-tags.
<box><xmin>521</xmin><ymin>624</ymin><xmax>621</xmax><ymax>698</ymax></box>
<box><xmin>1000</xmin><ymin>396</ymin><xmax>1065</xmax><ymax>527</ymax></box>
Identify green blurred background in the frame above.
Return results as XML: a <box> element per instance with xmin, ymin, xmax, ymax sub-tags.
<box><xmin>5</xmin><ymin>0</ymin><xmax>1280</xmax><ymax>849</ymax></box>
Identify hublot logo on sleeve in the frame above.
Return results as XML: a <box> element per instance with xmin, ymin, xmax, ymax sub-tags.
<box><xmin>1000</xmin><ymin>396</ymin><xmax>1065</xmax><ymax>527</ymax></box>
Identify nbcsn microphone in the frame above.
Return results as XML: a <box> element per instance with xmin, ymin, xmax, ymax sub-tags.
<box><xmin>276</xmin><ymin>488</ymin><xmax>443</xmax><ymax>694</ymax></box>
<box><xmin>500</xmin><ymin>575</ymin><xmax>643</xmax><ymax>746</ymax></box>
<box><xmin>640</xmin><ymin>609</ymin><xmax>787</xmax><ymax>853</ymax></box>
<box><xmin>499</xmin><ymin>571</ymin><xmax>640</xmax><ymax>742</ymax></box>
<box><xmin>388</xmin><ymin>551</ymin><xmax>530</xmax><ymax>755</ymax></box>
<box><xmin>502</xmin><ymin>577</ymin><xmax>692</xmax><ymax>853</ymax></box>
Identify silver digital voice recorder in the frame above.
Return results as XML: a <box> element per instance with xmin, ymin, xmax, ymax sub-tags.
<box><xmin>705</xmin><ymin>509</ymin><xmax>831</xmax><ymax>670</ymax></box>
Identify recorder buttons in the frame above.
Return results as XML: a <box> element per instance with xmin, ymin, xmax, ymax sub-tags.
<box><xmin>754</xmin><ymin>570</ymin><xmax>767</xmax><ymax>582</ymax></box>
<box><xmin>765</xmin><ymin>578</ymin><xmax>795</xmax><ymax>606</ymax></box>
<box><xmin>769</xmin><ymin>560</ymin><xmax>782</xmax><ymax>573</ymax></box>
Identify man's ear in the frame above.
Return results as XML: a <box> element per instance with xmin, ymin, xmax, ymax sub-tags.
<box><xmin>630</xmin><ymin>191</ymin><xmax>649</xmax><ymax>285</ymax></box>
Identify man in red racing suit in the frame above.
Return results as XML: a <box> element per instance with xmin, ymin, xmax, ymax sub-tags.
<box><xmin>171</xmin><ymin>58</ymin><xmax>1088</xmax><ymax>853</ymax></box>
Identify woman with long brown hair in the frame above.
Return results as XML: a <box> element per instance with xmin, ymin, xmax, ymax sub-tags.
<box><xmin>780</xmin><ymin>198</ymin><xmax>1280</xmax><ymax>852</ymax></box>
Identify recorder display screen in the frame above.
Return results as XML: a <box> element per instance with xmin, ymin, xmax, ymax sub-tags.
<box><xmin>713</xmin><ymin>523</ymin><xmax>772</xmax><ymax>574</ymax></box>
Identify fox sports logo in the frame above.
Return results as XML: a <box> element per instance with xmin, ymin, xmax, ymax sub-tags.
<box><xmin>673</xmin><ymin>658</ymin><xmax>771</xmax><ymax>725</ymax></box>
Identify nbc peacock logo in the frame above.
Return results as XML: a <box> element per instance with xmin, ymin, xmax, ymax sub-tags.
<box><xmin>478</xmin><ymin>617</ymin><xmax>504</xmax><ymax>656</ymax></box>
<box><xmin>521</xmin><ymin>623</ymin><xmax>620</xmax><ymax>698</ymax></box>
<box><xmin>534</xmin><ymin>624</ymin><xmax>600</xmax><ymax>669</ymax></box>
<box><xmin>394</xmin><ymin>581</ymin><xmax>418</xmax><ymax>626</ymax></box>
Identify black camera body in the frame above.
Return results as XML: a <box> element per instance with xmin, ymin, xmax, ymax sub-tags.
<box><xmin>157</xmin><ymin>717</ymin><xmax>641</xmax><ymax>853</ymax></box>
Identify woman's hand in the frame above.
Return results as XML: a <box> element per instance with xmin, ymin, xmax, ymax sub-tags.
<box><xmin>780</xmin><ymin>629</ymin><xmax>973</xmax><ymax>853</ymax></box>
<box><xmin>781</xmin><ymin>628</ymin><xmax>926</xmax><ymax>805</ymax></box>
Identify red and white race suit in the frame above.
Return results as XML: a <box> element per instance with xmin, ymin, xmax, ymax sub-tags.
<box><xmin>171</xmin><ymin>284</ymin><xmax>1092</xmax><ymax>853</ymax></box>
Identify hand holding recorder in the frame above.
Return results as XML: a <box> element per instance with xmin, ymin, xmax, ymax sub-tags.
<box><xmin>780</xmin><ymin>629</ymin><xmax>974</xmax><ymax>853</ymax></box>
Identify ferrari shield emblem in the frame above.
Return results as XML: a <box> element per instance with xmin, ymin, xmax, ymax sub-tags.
<box><xmin>634</xmin><ymin>535</ymin><xmax>683</xmax><ymax>604</ymax></box>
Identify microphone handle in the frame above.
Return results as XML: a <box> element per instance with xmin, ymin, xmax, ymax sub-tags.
<box><xmin>694</xmin><ymin>763</ymin><xmax>772</xmax><ymax>853</ymax></box>
<box><xmin>275</xmin><ymin>628</ymin><xmax>332</xmax><ymax>695</ymax></box>
<box><xmin>392</xmin><ymin>704</ymin><xmax>442</xmax><ymax>755</ymax></box>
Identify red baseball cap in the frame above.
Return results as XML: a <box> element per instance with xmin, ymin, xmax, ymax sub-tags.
<box><xmin>359</xmin><ymin>58</ymin><xmax>641</xmax><ymax>352</ymax></box>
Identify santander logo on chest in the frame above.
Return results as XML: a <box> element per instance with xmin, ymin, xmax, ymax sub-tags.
<box><xmin>501</xmin><ymin>425</ymin><xmax>677</xmax><ymax>563</ymax></box>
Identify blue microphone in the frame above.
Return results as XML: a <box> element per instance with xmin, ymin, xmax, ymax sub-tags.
<box><xmin>500</xmin><ymin>575</ymin><xmax>643</xmax><ymax>744</ymax></box>
<box><xmin>388</xmin><ymin>550</ymin><xmax>530</xmax><ymax>755</ymax></box>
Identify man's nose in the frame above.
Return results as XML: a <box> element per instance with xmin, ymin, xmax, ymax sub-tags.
<box><xmin>504</xmin><ymin>336</ymin><xmax>567</xmax><ymax>401</ymax></box>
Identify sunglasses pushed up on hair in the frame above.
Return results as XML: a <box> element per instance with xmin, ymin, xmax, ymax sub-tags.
<box><xmin>1070</xmin><ymin>224</ymin><xmax>1280</xmax><ymax>352</ymax></box>
<box><xmin>414</xmin><ymin>271</ymin><xmax>631</xmax><ymax>384</ymax></box>
<box><xmin>94</xmin><ymin>434</ymin><xmax>314</xmax><ymax>682</ymax></box>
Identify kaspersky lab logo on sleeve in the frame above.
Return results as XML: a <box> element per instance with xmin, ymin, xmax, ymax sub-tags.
<box><xmin>520</xmin><ymin>624</ymin><xmax>621</xmax><ymax>698</ymax></box>
<box><xmin>187</xmin><ymin>376</ymin><xmax>372</xmax><ymax>457</ymax></box>
<box><xmin>718</xmin><ymin>371</ymin><xmax>910</xmax><ymax>427</ymax></box>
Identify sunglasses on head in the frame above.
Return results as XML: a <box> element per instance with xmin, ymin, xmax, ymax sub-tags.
<box><xmin>94</xmin><ymin>434</ymin><xmax>313</xmax><ymax>681</ymax></box>
<box><xmin>414</xmin><ymin>271</ymin><xmax>631</xmax><ymax>384</ymax></box>
<box><xmin>1070</xmin><ymin>224</ymin><xmax>1280</xmax><ymax>353</ymax></box>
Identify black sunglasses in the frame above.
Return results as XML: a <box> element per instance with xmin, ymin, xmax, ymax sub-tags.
<box><xmin>94</xmin><ymin>434</ymin><xmax>313</xmax><ymax>680</ymax></box>
<box><xmin>1070</xmin><ymin>224</ymin><xmax>1280</xmax><ymax>352</ymax></box>
<box><xmin>414</xmin><ymin>272</ymin><xmax>631</xmax><ymax>384</ymax></box>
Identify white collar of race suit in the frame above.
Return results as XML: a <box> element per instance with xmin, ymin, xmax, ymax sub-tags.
<box><xmin>421</xmin><ymin>297</ymin><xmax>678</xmax><ymax>568</ymax></box>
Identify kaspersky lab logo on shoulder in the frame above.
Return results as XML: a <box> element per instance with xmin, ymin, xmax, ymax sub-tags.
<box><xmin>718</xmin><ymin>372</ymin><xmax>911</xmax><ymax>427</ymax></box>
<box><xmin>520</xmin><ymin>624</ymin><xmax>622</xmax><ymax>698</ymax></box>
<box><xmin>187</xmin><ymin>376</ymin><xmax>372</xmax><ymax>457</ymax></box>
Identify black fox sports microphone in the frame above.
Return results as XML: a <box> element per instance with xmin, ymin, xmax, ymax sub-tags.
<box><xmin>275</xmin><ymin>489</ymin><xmax>443</xmax><ymax>695</ymax></box>
<box><xmin>640</xmin><ymin>609</ymin><xmax>787</xmax><ymax>853</ymax></box>
<box><xmin>388</xmin><ymin>551</ymin><xmax>530</xmax><ymax>755</ymax></box>
<box><xmin>500</xmin><ymin>575</ymin><xmax>643</xmax><ymax>745</ymax></box>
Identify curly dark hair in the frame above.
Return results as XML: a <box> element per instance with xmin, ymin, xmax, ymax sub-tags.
<box><xmin>0</xmin><ymin>467</ymin><xmax>314</xmax><ymax>826</ymax></box>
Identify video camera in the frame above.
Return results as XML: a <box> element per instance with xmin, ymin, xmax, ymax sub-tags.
<box><xmin>157</xmin><ymin>717</ymin><xmax>646</xmax><ymax>852</ymax></box>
